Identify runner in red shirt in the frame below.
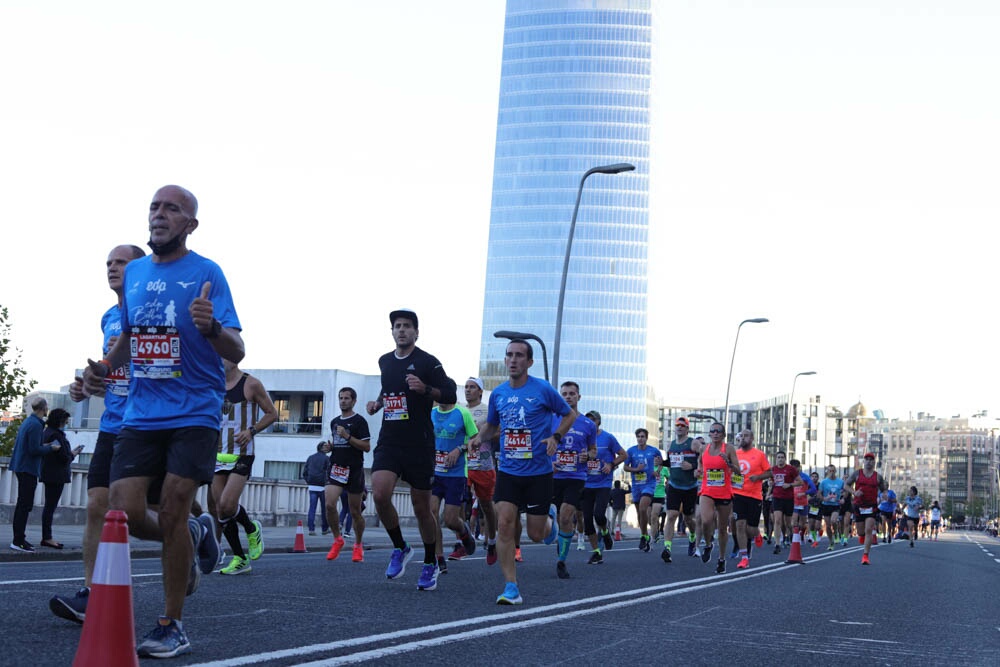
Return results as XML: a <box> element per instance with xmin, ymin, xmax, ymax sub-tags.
<box><xmin>844</xmin><ymin>452</ymin><xmax>887</xmax><ymax>565</ymax></box>
<box><xmin>769</xmin><ymin>451</ymin><xmax>800</xmax><ymax>554</ymax></box>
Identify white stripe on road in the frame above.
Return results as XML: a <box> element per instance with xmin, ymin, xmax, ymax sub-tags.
<box><xmin>189</xmin><ymin>546</ymin><xmax>866</xmax><ymax>667</ymax></box>
<box><xmin>0</xmin><ymin>573</ymin><xmax>162</xmax><ymax>586</ymax></box>
<box><xmin>830</xmin><ymin>620</ymin><xmax>873</xmax><ymax>626</ymax></box>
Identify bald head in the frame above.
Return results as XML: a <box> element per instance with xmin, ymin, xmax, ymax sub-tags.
<box><xmin>154</xmin><ymin>185</ymin><xmax>198</xmax><ymax>218</ymax></box>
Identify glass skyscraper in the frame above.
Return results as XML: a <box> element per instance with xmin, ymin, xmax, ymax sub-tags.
<box><xmin>478</xmin><ymin>0</ymin><xmax>654</xmax><ymax>442</ymax></box>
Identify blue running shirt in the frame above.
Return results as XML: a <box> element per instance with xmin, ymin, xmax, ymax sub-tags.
<box><xmin>99</xmin><ymin>304</ymin><xmax>129</xmax><ymax>434</ymax></box>
<box><xmin>820</xmin><ymin>478</ymin><xmax>845</xmax><ymax>507</ymax></box>
<box><xmin>551</xmin><ymin>413</ymin><xmax>596</xmax><ymax>481</ymax></box>
<box><xmin>432</xmin><ymin>405</ymin><xmax>477</xmax><ymax>478</ymax></box>
<box><xmin>487</xmin><ymin>376</ymin><xmax>571</xmax><ymax>477</ymax></box>
<box><xmin>626</xmin><ymin>445</ymin><xmax>663</xmax><ymax>494</ymax></box>
<box><xmin>121</xmin><ymin>252</ymin><xmax>241</xmax><ymax>430</ymax></box>
<box><xmin>585</xmin><ymin>430</ymin><xmax>624</xmax><ymax>489</ymax></box>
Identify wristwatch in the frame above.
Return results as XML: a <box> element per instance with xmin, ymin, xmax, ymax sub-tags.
<box><xmin>207</xmin><ymin>319</ymin><xmax>222</xmax><ymax>339</ymax></box>
<box><xmin>249</xmin><ymin>426</ymin><xmax>258</xmax><ymax>437</ymax></box>
<box><xmin>424</xmin><ymin>384</ymin><xmax>434</xmax><ymax>396</ymax></box>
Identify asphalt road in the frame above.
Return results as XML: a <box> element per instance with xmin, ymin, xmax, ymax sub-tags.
<box><xmin>3</xmin><ymin>530</ymin><xmax>999</xmax><ymax>666</ymax></box>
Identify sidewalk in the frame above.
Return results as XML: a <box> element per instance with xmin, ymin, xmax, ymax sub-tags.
<box><xmin>0</xmin><ymin>520</ymin><xmax>428</xmax><ymax>564</ymax></box>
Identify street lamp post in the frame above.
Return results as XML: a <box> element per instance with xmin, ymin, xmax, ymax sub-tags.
<box><xmin>786</xmin><ymin>371</ymin><xmax>817</xmax><ymax>460</ymax></box>
<box><xmin>551</xmin><ymin>162</ymin><xmax>635</xmax><ymax>388</ymax></box>
<box><xmin>494</xmin><ymin>330</ymin><xmax>549</xmax><ymax>384</ymax></box>
<box><xmin>722</xmin><ymin>318</ymin><xmax>769</xmax><ymax>432</ymax></box>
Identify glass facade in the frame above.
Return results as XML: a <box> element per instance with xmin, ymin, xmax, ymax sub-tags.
<box><xmin>478</xmin><ymin>0</ymin><xmax>654</xmax><ymax>442</ymax></box>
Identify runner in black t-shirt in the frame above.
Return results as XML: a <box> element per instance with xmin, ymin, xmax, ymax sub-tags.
<box><xmin>365</xmin><ymin>308</ymin><xmax>457</xmax><ymax>591</ymax></box>
<box><xmin>324</xmin><ymin>387</ymin><xmax>371</xmax><ymax>563</ymax></box>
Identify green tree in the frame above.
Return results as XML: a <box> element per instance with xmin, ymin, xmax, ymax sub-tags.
<box><xmin>0</xmin><ymin>305</ymin><xmax>37</xmax><ymax>456</ymax></box>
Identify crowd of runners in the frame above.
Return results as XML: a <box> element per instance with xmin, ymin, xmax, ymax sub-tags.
<box><xmin>30</xmin><ymin>185</ymin><xmax>950</xmax><ymax>659</ymax></box>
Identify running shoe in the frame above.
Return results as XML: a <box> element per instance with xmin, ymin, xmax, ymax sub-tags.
<box><xmin>352</xmin><ymin>543</ymin><xmax>364</xmax><ymax>562</ymax></box>
<box><xmin>736</xmin><ymin>556</ymin><xmax>749</xmax><ymax>570</ymax></box>
<box><xmin>220</xmin><ymin>555</ymin><xmax>252</xmax><ymax>575</ymax></box>
<box><xmin>638</xmin><ymin>535</ymin><xmax>646</xmax><ymax>551</ymax></box>
<box><xmin>588</xmin><ymin>550</ymin><xmax>604</xmax><ymax>565</ymax></box>
<box><xmin>543</xmin><ymin>506</ymin><xmax>559</xmax><ymax>545</ymax></box>
<box><xmin>910</xmin><ymin>541</ymin><xmax>914</xmax><ymax>548</ymax></box>
<box><xmin>186</xmin><ymin>519</ymin><xmax>201</xmax><ymax>596</ymax></box>
<box><xmin>811</xmin><ymin>541</ymin><xmax>820</xmax><ymax>549</ymax></box>
<box><xmin>687</xmin><ymin>540</ymin><xmax>697</xmax><ymax>557</ymax></box>
<box><xmin>887</xmin><ymin>535</ymin><xmax>892</xmax><ymax>544</ymax></box>
<box><xmin>195</xmin><ymin>514</ymin><xmax>219</xmax><ymax>574</ymax></box>
<box><xmin>871</xmin><ymin>533</ymin><xmax>878</xmax><ymax>545</ymax></box>
<box><xmin>136</xmin><ymin>617</ymin><xmax>190</xmax><ymax>659</ymax></box>
<box><xmin>385</xmin><ymin>545</ymin><xmax>414</xmax><ymax>579</ymax></box>
<box><xmin>486</xmin><ymin>543</ymin><xmax>497</xmax><ymax>566</ymax></box>
<box><xmin>496</xmin><ymin>582</ymin><xmax>523</xmax><ymax>605</ymax></box>
<box><xmin>827</xmin><ymin>544</ymin><xmax>834</xmax><ymax>551</ymax></box>
<box><xmin>642</xmin><ymin>535</ymin><xmax>651</xmax><ymax>553</ymax></box>
<box><xmin>326</xmin><ymin>536</ymin><xmax>346</xmax><ymax>561</ymax></box>
<box><xmin>9</xmin><ymin>540</ymin><xmax>34</xmax><ymax>553</ymax></box>
<box><xmin>49</xmin><ymin>587</ymin><xmax>89</xmax><ymax>624</ymax></box>
<box><xmin>861</xmin><ymin>553</ymin><xmax>870</xmax><ymax>565</ymax></box>
<box><xmin>715</xmin><ymin>558</ymin><xmax>726</xmax><ymax>574</ymax></box>
<box><xmin>556</xmin><ymin>561</ymin><xmax>570</xmax><ymax>579</ymax></box>
<box><xmin>461</xmin><ymin>528</ymin><xmax>478</xmax><ymax>557</ymax></box>
<box><xmin>416</xmin><ymin>563</ymin><xmax>439</xmax><ymax>590</ymax></box>
<box><xmin>773</xmin><ymin>544</ymin><xmax>782</xmax><ymax>555</ymax></box>
<box><xmin>448</xmin><ymin>543</ymin><xmax>467</xmax><ymax>561</ymax></box>
<box><xmin>577</xmin><ymin>535</ymin><xmax>587</xmax><ymax>551</ymax></box>
<box><xmin>514</xmin><ymin>547</ymin><xmax>523</xmax><ymax>562</ymax></box>
<box><xmin>661</xmin><ymin>547</ymin><xmax>672</xmax><ymax>563</ymax></box>
<box><xmin>754</xmin><ymin>534</ymin><xmax>764</xmax><ymax>548</ymax></box>
<box><xmin>702</xmin><ymin>541</ymin><xmax>714</xmax><ymax>563</ymax></box>
<box><xmin>729</xmin><ymin>547</ymin><xmax>740</xmax><ymax>559</ymax></box>
<box><xmin>437</xmin><ymin>556</ymin><xmax>448</xmax><ymax>575</ymax></box>
<box><xmin>602</xmin><ymin>530</ymin><xmax>614</xmax><ymax>552</ymax></box>
<box><xmin>247</xmin><ymin>520</ymin><xmax>264</xmax><ymax>560</ymax></box>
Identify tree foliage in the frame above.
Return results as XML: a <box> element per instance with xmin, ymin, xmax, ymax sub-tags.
<box><xmin>0</xmin><ymin>305</ymin><xmax>37</xmax><ymax>456</ymax></box>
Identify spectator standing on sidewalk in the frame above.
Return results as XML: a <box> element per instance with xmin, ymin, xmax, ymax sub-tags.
<box><xmin>40</xmin><ymin>408</ymin><xmax>84</xmax><ymax>549</ymax></box>
<box><xmin>10</xmin><ymin>397</ymin><xmax>52</xmax><ymax>553</ymax></box>
<box><xmin>303</xmin><ymin>441</ymin><xmax>331</xmax><ymax>535</ymax></box>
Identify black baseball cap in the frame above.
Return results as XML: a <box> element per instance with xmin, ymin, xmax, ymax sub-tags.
<box><xmin>389</xmin><ymin>308</ymin><xmax>418</xmax><ymax>328</ymax></box>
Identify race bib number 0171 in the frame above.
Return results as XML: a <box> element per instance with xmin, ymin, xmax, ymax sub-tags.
<box><xmin>131</xmin><ymin>326</ymin><xmax>181</xmax><ymax>379</ymax></box>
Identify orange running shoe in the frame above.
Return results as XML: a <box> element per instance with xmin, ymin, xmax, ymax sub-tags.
<box><xmin>736</xmin><ymin>556</ymin><xmax>749</xmax><ymax>570</ymax></box>
<box><xmin>861</xmin><ymin>553</ymin><xmax>870</xmax><ymax>565</ymax></box>
<box><xmin>514</xmin><ymin>547</ymin><xmax>523</xmax><ymax>562</ymax></box>
<box><xmin>754</xmin><ymin>534</ymin><xmax>763</xmax><ymax>548</ymax></box>
<box><xmin>326</xmin><ymin>536</ymin><xmax>345</xmax><ymax>561</ymax></box>
<box><xmin>351</xmin><ymin>542</ymin><xmax>364</xmax><ymax>562</ymax></box>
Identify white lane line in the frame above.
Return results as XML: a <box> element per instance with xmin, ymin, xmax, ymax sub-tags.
<box><xmin>830</xmin><ymin>620</ymin><xmax>873</xmax><ymax>626</ymax></box>
<box><xmin>0</xmin><ymin>573</ymin><xmax>162</xmax><ymax>586</ymax></box>
<box><xmin>994</xmin><ymin>559</ymin><xmax>1000</xmax><ymax>564</ymax></box>
<box><xmin>189</xmin><ymin>546</ymin><xmax>865</xmax><ymax>667</ymax></box>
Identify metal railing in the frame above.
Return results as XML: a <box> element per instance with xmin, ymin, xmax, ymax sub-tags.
<box><xmin>0</xmin><ymin>459</ymin><xmax>408</xmax><ymax>523</ymax></box>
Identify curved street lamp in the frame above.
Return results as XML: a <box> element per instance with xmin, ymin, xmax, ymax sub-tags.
<box><xmin>787</xmin><ymin>371</ymin><xmax>817</xmax><ymax>458</ymax></box>
<box><xmin>723</xmin><ymin>317</ymin><xmax>769</xmax><ymax>431</ymax></box>
<box><xmin>551</xmin><ymin>162</ymin><xmax>636</xmax><ymax>388</ymax></box>
<box><xmin>494</xmin><ymin>330</ymin><xmax>549</xmax><ymax>383</ymax></box>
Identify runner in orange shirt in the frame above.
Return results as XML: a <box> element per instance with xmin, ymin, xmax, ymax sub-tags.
<box><xmin>731</xmin><ymin>429</ymin><xmax>770</xmax><ymax>570</ymax></box>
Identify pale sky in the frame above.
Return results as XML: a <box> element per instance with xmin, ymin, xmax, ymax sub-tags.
<box><xmin>2</xmin><ymin>1</ymin><xmax>997</xmax><ymax>421</ymax></box>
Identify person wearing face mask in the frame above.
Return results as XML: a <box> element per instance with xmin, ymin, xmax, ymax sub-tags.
<box><xmin>81</xmin><ymin>185</ymin><xmax>242</xmax><ymax>658</ymax></box>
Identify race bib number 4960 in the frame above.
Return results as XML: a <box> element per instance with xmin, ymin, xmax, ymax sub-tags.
<box><xmin>131</xmin><ymin>327</ymin><xmax>181</xmax><ymax>379</ymax></box>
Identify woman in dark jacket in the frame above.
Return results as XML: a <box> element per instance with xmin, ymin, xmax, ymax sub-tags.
<box><xmin>40</xmin><ymin>408</ymin><xmax>83</xmax><ymax>549</ymax></box>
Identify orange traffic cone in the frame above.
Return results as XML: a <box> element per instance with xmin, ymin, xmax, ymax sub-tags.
<box><xmin>73</xmin><ymin>510</ymin><xmax>138</xmax><ymax>667</ymax></box>
<box><xmin>785</xmin><ymin>525</ymin><xmax>805</xmax><ymax>564</ymax></box>
<box><xmin>290</xmin><ymin>520</ymin><xmax>308</xmax><ymax>553</ymax></box>
<box><xmin>614</xmin><ymin>527</ymin><xmax>622</xmax><ymax>541</ymax></box>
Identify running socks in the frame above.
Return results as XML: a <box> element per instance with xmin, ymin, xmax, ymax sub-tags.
<box><xmin>664</xmin><ymin>539</ymin><xmax>672</xmax><ymax>551</ymax></box>
<box><xmin>234</xmin><ymin>505</ymin><xmax>255</xmax><ymax>534</ymax></box>
<box><xmin>424</xmin><ymin>542</ymin><xmax>436</xmax><ymax>565</ymax></box>
<box><xmin>557</xmin><ymin>531</ymin><xmax>573</xmax><ymax>561</ymax></box>
<box><xmin>387</xmin><ymin>526</ymin><xmax>406</xmax><ymax>551</ymax></box>
<box><xmin>220</xmin><ymin>516</ymin><xmax>246</xmax><ymax>558</ymax></box>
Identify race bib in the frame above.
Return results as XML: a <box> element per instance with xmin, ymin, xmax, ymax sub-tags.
<box><xmin>669</xmin><ymin>453</ymin><xmax>685</xmax><ymax>467</ymax></box>
<box><xmin>587</xmin><ymin>459</ymin><xmax>602</xmax><ymax>475</ymax></box>
<box><xmin>383</xmin><ymin>394</ymin><xmax>409</xmax><ymax>421</ymax></box>
<box><xmin>503</xmin><ymin>429</ymin><xmax>532</xmax><ymax>459</ymax></box>
<box><xmin>731</xmin><ymin>473</ymin><xmax>745</xmax><ymax>490</ymax></box>
<box><xmin>706</xmin><ymin>469</ymin><xmax>724</xmax><ymax>487</ymax></box>
<box><xmin>105</xmin><ymin>363</ymin><xmax>131</xmax><ymax>396</ymax></box>
<box><xmin>330</xmin><ymin>464</ymin><xmax>349</xmax><ymax>484</ymax></box>
<box><xmin>555</xmin><ymin>449</ymin><xmax>577</xmax><ymax>472</ymax></box>
<box><xmin>130</xmin><ymin>326</ymin><xmax>181</xmax><ymax>379</ymax></box>
<box><xmin>859</xmin><ymin>506</ymin><xmax>873</xmax><ymax>515</ymax></box>
<box><xmin>634</xmin><ymin>471</ymin><xmax>647</xmax><ymax>483</ymax></box>
<box><xmin>809</xmin><ymin>506</ymin><xmax>820</xmax><ymax>516</ymax></box>
<box><xmin>435</xmin><ymin>450</ymin><xmax>449</xmax><ymax>473</ymax></box>
<box><xmin>773</xmin><ymin>473</ymin><xmax>785</xmax><ymax>486</ymax></box>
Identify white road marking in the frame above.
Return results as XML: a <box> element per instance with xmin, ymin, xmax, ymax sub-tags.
<box><xmin>830</xmin><ymin>620</ymin><xmax>873</xmax><ymax>626</ymax></box>
<box><xmin>188</xmin><ymin>546</ymin><xmax>866</xmax><ymax>667</ymax></box>
<box><xmin>0</xmin><ymin>573</ymin><xmax>162</xmax><ymax>586</ymax></box>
